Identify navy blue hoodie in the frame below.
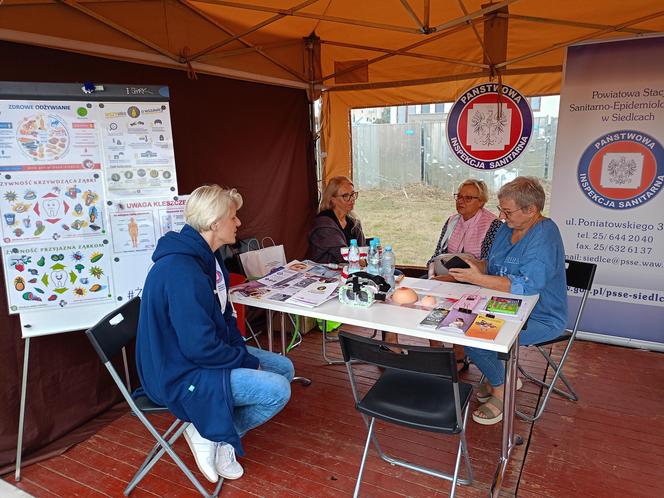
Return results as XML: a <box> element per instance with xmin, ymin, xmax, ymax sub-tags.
<box><xmin>136</xmin><ymin>224</ymin><xmax>258</xmax><ymax>454</ymax></box>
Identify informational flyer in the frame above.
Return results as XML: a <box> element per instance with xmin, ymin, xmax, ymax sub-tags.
<box><xmin>0</xmin><ymin>100</ymin><xmax>103</xmax><ymax>171</ymax></box>
<box><xmin>99</xmin><ymin>102</ymin><xmax>177</xmax><ymax>197</ymax></box>
<box><xmin>550</xmin><ymin>36</ymin><xmax>664</xmax><ymax>343</ymax></box>
<box><xmin>156</xmin><ymin>196</ymin><xmax>187</xmax><ymax>235</ymax></box>
<box><xmin>108</xmin><ymin>202</ymin><xmax>157</xmax><ymax>254</ymax></box>
<box><xmin>3</xmin><ymin>239</ymin><xmax>114</xmax><ymax>313</ymax></box>
<box><xmin>0</xmin><ymin>170</ymin><xmax>106</xmax><ymax>245</ymax></box>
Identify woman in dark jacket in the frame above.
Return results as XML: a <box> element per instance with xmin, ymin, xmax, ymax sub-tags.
<box><xmin>307</xmin><ymin>175</ymin><xmax>365</xmax><ymax>263</ymax></box>
<box><xmin>136</xmin><ymin>185</ymin><xmax>294</xmax><ymax>483</ymax></box>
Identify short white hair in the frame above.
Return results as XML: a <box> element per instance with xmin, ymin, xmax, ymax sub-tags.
<box><xmin>458</xmin><ymin>179</ymin><xmax>490</xmax><ymax>203</ymax></box>
<box><xmin>498</xmin><ymin>176</ymin><xmax>546</xmax><ymax>211</ymax></box>
<box><xmin>185</xmin><ymin>184</ymin><xmax>243</xmax><ymax>232</ymax></box>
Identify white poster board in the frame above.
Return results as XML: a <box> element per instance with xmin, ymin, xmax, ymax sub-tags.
<box><xmin>3</xmin><ymin>239</ymin><xmax>114</xmax><ymax>313</ymax></box>
<box><xmin>550</xmin><ymin>36</ymin><xmax>664</xmax><ymax>344</ymax></box>
<box><xmin>0</xmin><ymin>82</ymin><xmax>180</xmax><ymax>337</ymax></box>
<box><xmin>99</xmin><ymin>102</ymin><xmax>177</xmax><ymax>197</ymax></box>
<box><xmin>0</xmin><ymin>170</ymin><xmax>106</xmax><ymax>245</ymax></box>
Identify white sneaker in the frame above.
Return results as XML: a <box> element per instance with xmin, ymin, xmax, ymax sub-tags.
<box><xmin>183</xmin><ymin>424</ymin><xmax>219</xmax><ymax>483</ymax></box>
<box><xmin>215</xmin><ymin>443</ymin><xmax>244</xmax><ymax>480</ymax></box>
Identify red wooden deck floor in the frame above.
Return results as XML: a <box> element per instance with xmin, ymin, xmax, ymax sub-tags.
<box><xmin>4</xmin><ymin>328</ymin><xmax>664</xmax><ymax>497</ymax></box>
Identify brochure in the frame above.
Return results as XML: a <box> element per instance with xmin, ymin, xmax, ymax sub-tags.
<box><xmin>437</xmin><ymin>309</ymin><xmax>477</xmax><ymax>333</ymax></box>
<box><xmin>257</xmin><ymin>268</ymin><xmax>299</xmax><ymax>287</ymax></box>
<box><xmin>484</xmin><ymin>296</ymin><xmax>522</xmax><ymax>315</ymax></box>
<box><xmin>451</xmin><ymin>293</ymin><xmax>482</xmax><ymax>312</ymax></box>
<box><xmin>286</xmin><ymin>260</ymin><xmax>313</xmax><ymax>272</ymax></box>
<box><xmin>229</xmin><ymin>280</ymin><xmax>268</xmax><ymax>299</ymax></box>
<box><xmin>264</xmin><ymin>289</ymin><xmax>297</xmax><ymax>302</ymax></box>
<box><xmin>418</xmin><ymin>307</ymin><xmax>450</xmax><ymax>328</ymax></box>
<box><xmin>302</xmin><ymin>262</ymin><xmax>343</xmax><ymax>279</ymax></box>
<box><xmin>284</xmin><ymin>281</ymin><xmax>339</xmax><ymax>308</ymax></box>
<box><xmin>466</xmin><ymin>315</ymin><xmax>505</xmax><ymax>340</ymax></box>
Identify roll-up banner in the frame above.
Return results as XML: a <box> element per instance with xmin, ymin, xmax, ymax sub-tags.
<box><xmin>550</xmin><ymin>36</ymin><xmax>664</xmax><ymax>345</ymax></box>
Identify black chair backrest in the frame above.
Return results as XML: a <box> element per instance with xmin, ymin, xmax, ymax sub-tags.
<box><xmin>86</xmin><ymin>297</ymin><xmax>141</xmax><ymax>363</ymax></box>
<box><xmin>565</xmin><ymin>259</ymin><xmax>597</xmax><ymax>291</ymax></box>
<box><xmin>339</xmin><ymin>331</ymin><xmax>458</xmax><ymax>380</ymax></box>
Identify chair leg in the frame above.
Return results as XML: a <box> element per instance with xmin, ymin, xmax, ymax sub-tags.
<box><xmin>520</xmin><ymin>347</ymin><xmax>577</xmax><ymax>400</ymax></box>
<box><xmin>129</xmin><ymin>418</ymin><xmax>182</xmax><ymax>488</ymax></box>
<box><xmin>354</xmin><ymin>417</ymin><xmax>375</xmax><ymax>498</ymax></box>
<box><xmin>124</xmin><ymin>417</ymin><xmax>222</xmax><ymax>498</ymax></box>
<box><xmin>244</xmin><ymin>319</ymin><xmax>263</xmax><ymax>349</ymax></box>
<box><xmin>450</xmin><ymin>404</ymin><xmax>473</xmax><ymax>498</ymax></box>
<box><xmin>460</xmin><ymin>404</ymin><xmax>474</xmax><ymax>485</ymax></box>
<box><xmin>538</xmin><ymin>346</ymin><xmax>579</xmax><ymax>400</ymax></box>
<box><xmin>517</xmin><ymin>344</ymin><xmax>579</xmax><ymax>422</ymax></box>
<box><xmin>363</xmin><ymin>417</ymin><xmax>472</xmax><ymax>485</ymax></box>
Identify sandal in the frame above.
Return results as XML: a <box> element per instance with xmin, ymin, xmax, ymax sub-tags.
<box><xmin>476</xmin><ymin>377</ymin><xmax>522</xmax><ymax>403</ymax></box>
<box><xmin>456</xmin><ymin>357</ymin><xmax>470</xmax><ymax>372</ymax></box>
<box><xmin>472</xmin><ymin>395</ymin><xmax>503</xmax><ymax>425</ymax></box>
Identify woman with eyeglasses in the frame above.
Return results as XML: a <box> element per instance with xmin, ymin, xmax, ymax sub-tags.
<box><xmin>448</xmin><ymin>176</ymin><xmax>567</xmax><ymax>426</ymax></box>
<box><xmin>420</xmin><ymin>179</ymin><xmax>502</xmax><ymax>369</ymax></box>
<box><xmin>306</xmin><ymin>175</ymin><xmax>366</xmax><ymax>263</ymax></box>
<box><xmin>428</xmin><ymin>179</ymin><xmax>502</xmax><ymax>275</ymax></box>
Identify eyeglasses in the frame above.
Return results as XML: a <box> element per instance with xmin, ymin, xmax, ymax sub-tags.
<box><xmin>454</xmin><ymin>194</ymin><xmax>480</xmax><ymax>202</ymax></box>
<box><xmin>335</xmin><ymin>191</ymin><xmax>359</xmax><ymax>201</ymax></box>
<box><xmin>496</xmin><ymin>205</ymin><xmax>525</xmax><ymax>217</ymax></box>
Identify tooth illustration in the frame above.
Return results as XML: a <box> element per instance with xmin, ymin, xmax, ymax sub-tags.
<box><xmin>51</xmin><ymin>269</ymin><xmax>67</xmax><ymax>289</ymax></box>
<box><xmin>43</xmin><ymin>198</ymin><xmax>60</xmax><ymax>217</ymax></box>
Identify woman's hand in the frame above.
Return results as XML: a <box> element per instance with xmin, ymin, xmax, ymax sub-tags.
<box><xmin>450</xmin><ymin>257</ymin><xmax>511</xmax><ymax>292</ymax></box>
<box><xmin>448</xmin><ymin>257</ymin><xmax>484</xmax><ymax>285</ymax></box>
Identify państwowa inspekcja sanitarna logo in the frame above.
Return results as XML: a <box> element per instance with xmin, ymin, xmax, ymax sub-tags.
<box><xmin>577</xmin><ymin>130</ymin><xmax>664</xmax><ymax>209</ymax></box>
<box><xmin>446</xmin><ymin>83</ymin><xmax>533</xmax><ymax>170</ymax></box>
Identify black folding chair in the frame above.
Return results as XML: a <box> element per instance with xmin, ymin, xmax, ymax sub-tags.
<box><xmin>339</xmin><ymin>332</ymin><xmax>473</xmax><ymax>498</ymax></box>
<box><xmin>516</xmin><ymin>259</ymin><xmax>597</xmax><ymax>422</ymax></box>
<box><xmin>85</xmin><ymin>297</ymin><xmax>223</xmax><ymax>497</ymax></box>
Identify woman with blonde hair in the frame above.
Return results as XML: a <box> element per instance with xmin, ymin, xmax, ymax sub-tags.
<box><xmin>136</xmin><ymin>184</ymin><xmax>294</xmax><ymax>483</ymax></box>
<box><xmin>386</xmin><ymin>179</ymin><xmax>502</xmax><ymax>365</ymax></box>
<box><xmin>307</xmin><ymin>175</ymin><xmax>366</xmax><ymax>263</ymax></box>
<box><xmin>428</xmin><ymin>179</ymin><xmax>502</xmax><ymax>368</ymax></box>
<box><xmin>428</xmin><ymin>179</ymin><xmax>502</xmax><ymax>274</ymax></box>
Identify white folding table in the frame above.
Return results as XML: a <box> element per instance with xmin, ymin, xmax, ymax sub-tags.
<box><xmin>232</xmin><ymin>277</ymin><xmax>538</xmax><ymax>497</ymax></box>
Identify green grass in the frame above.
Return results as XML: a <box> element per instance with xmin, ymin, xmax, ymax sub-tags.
<box><xmin>355</xmin><ymin>185</ymin><xmax>456</xmax><ymax>266</ymax></box>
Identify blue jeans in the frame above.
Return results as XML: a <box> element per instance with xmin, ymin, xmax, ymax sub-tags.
<box><xmin>465</xmin><ymin>319</ymin><xmax>562</xmax><ymax>387</ymax></box>
<box><xmin>230</xmin><ymin>346</ymin><xmax>294</xmax><ymax>437</ymax></box>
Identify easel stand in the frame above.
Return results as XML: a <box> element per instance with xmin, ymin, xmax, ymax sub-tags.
<box><xmin>14</xmin><ymin>302</ymin><xmax>127</xmax><ymax>481</ymax></box>
<box><xmin>14</xmin><ymin>336</ymin><xmax>30</xmax><ymax>481</ymax></box>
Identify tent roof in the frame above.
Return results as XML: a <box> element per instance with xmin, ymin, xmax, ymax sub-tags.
<box><xmin>2</xmin><ymin>0</ymin><xmax>663</xmax><ymax>100</ymax></box>
<box><xmin>4</xmin><ymin>1</ymin><xmax>663</xmax><ymax>178</ymax></box>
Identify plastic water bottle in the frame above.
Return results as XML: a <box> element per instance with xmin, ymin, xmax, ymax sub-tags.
<box><xmin>348</xmin><ymin>239</ymin><xmax>361</xmax><ymax>274</ymax></box>
<box><xmin>374</xmin><ymin>237</ymin><xmax>383</xmax><ymax>259</ymax></box>
<box><xmin>367</xmin><ymin>239</ymin><xmax>380</xmax><ymax>275</ymax></box>
<box><xmin>381</xmin><ymin>245</ymin><xmax>396</xmax><ymax>289</ymax></box>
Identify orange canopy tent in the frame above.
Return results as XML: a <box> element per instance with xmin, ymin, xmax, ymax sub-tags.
<box><xmin>2</xmin><ymin>0</ymin><xmax>663</xmax><ymax>180</ymax></box>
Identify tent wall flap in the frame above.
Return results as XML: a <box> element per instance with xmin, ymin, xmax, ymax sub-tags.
<box><xmin>0</xmin><ymin>39</ymin><xmax>317</xmax><ymax>471</ymax></box>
